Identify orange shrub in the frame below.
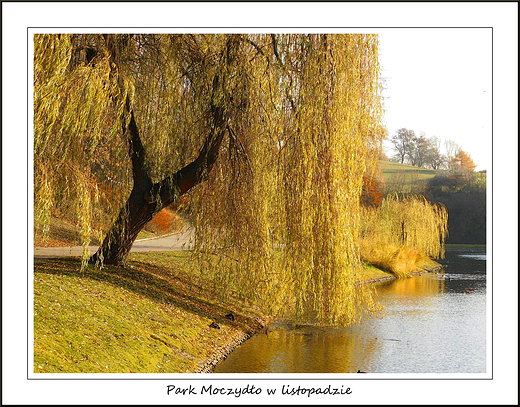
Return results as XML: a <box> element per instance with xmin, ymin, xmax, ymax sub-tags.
<box><xmin>145</xmin><ymin>208</ymin><xmax>184</xmax><ymax>234</ymax></box>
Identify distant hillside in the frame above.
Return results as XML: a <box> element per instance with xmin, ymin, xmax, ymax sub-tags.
<box><xmin>379</xmin><ymin>161</ymin><xmax>486</xmax><ymax>244</ymax></box>
<box><xmin>379</xmin><ymin>161</ymin><xmax>441</xmax><ymax>194</ymax></box>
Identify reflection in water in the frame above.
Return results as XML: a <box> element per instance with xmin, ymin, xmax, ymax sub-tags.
<box><xmin>213</xmin><ymin>322</ymin><xmax>380</xmax><ymax>373</ymax></box>
<box><xmin>214</xmin><ymin>249</ymin><xmax>486</xmax><ymax>373</ymax></box>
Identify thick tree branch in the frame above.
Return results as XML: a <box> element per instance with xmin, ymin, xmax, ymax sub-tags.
<box><xmin>126</xmin><ymin>107</ymin><xmax>151</xmax><ymax>185</ymax></box>
<box><xmin>152</xmin><ymin>104</ymin><xmax>227</xmax><ymax>207</ymax></box>
<box><xmin>152</xmin><ymin>40</ymin><xmax>236</xmax><ymax>207</ymax></box>
<box><xmin>90</xmin><ymin>36</ymin><xmax>234</xmax><ymax>266</ymax></box>
<box><xmin>103</xmin><ymin>33</ymin><xmax>151</xmax><ymax>186</ymax></box>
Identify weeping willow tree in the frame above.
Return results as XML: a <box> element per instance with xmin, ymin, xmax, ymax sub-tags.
<box><xmin>34</xmin><ymin>33</ymin><xmax>385</xmax><ymax>325</ymax></box>
<box><xmin>360</xmin><ymin>194</ymin><xmax>448</xmax><ymax>278</ymax></box>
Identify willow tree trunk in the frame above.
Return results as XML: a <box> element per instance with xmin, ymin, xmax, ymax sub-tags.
<box><xmin>88</xmin><ymin>35</ymin><xmax>237</xmax><ymax>266</ymax></box>
<box><xmin>89</xmin><ymin>103</ymin><xmax>227</xmax><ymax>266</ymax></box>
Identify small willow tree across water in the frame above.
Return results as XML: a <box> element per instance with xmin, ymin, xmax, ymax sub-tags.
<box><xmin>360</xmin><ymin>194</ymin><xmax>448</xmax><ymax>278</ymax></box>
<box><xmin>34</xmin><ymin>33</ymin><xmax>386</xmax><ymax>325</ymax></box>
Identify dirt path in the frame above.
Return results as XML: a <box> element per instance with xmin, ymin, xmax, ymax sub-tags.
<box><xmin>33</xmin><ymin>229</ymin><xmax>195</xmax><ymax>260</ymax></box>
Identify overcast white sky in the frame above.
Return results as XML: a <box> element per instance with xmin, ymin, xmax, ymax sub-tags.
<box><xmin>378</xmin><ymin>28</ymin><xmax>492</xmax><ymax>171</ymax></box>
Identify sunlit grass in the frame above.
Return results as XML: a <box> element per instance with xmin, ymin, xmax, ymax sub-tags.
<box><xmin>136</xmin><ymin>229</ymin><xmax>160</xmax><ymax>240</ymax></box>
<box><xmin>380</xmin><ymin>160</ymin><xmax>440</xmax><ymax>181</ymax></box>
<box><xmin>380</xmin><ymin>160</ymin><xmax>440</xmax><ymax>194</ymax></box>
<box><xmin>34</xmin><ymin>254</ymin><xmax>267</xmax><ymax>373</ymax></box>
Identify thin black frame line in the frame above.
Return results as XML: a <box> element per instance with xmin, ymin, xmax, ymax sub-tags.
<box><xmin>490</xmin><ymin>26</ymin><xmax>494</xmax><ymax>380</ymax></box>
<box><xmin>28</xmin><ymin>26</ymin><xmax>493</xmax><ymax>29</ymax></box>
<box><xmin>28</xmin><ymin>27</ymin><xmax>493</xmax><ymax>381</ymax></box>
<box><xmin>27</xmin><ymin>29</ymin><xmax>31</xmax><ymax>385</ymax></box>
<box><xmin>27</xmin><ymin>376</ymin><xmax>493</xmax><ymax>381</ymax></box>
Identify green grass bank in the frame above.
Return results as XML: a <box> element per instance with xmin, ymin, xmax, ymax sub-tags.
<box><xmin>33</xmin><ymin>251</ymin><xmax>441</xmax><ymax>374</ymax></box>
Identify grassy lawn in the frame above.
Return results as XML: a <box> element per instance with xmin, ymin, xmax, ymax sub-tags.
<box><xmin>135</xmin><ymin>229</ymin><xmax>162</xmax><ymax>240</ymax></box>
<box><xmin>34</xmin><ymin>252</ymin><xmax>267</xmax><ymax>373</ymax></box>
<box><xmin>380</xmin><ymin>160</ymin><xmax>440</xmax><ymax>180</ymax></box>
<box><xmin>379</xmin><ymin>160</ymin><xmax>440</xmax><ymax>193</ymax></box>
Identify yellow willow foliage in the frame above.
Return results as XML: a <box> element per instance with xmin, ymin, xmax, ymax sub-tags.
<box><xmin>361</xmin><ymin>194</ymin><xmax>449</xmax><ymax>262</ymax></box>
<box><xmin>34</xmin><ymin>34</ymin><xmax>384</xmax><ymax>326</ymax></box>
<box><xmin>34</xmin><ymin>163</ymin><xmax>53</xmax><ymax>239</ymax></box>
<box><xmin>76</xmin><ymin>173</ymin><xmax>97</xmax><ymax>271</ymax></box>
<box><xmin>191</xmin><ymin>34</ymin><xmax>384</xmax><ymax>325</ymax></box>
<box><xmin>34</xmin><ymin>34</ymin><xmax>130</xmax><ymax>238</ymax></box>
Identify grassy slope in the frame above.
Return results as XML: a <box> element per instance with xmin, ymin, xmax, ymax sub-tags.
<box><xmin>34</xmin><ymin>252</ymin><xmax>268</xmax><ymax>373</ymax></box>
<box><xmin>380</xmin><ymin>160</ymin><xmax>439</xmax><ymax>180</ymax></box>
<box><xmin>34</xmin><ymin>217</ymin><xmax>101</xmax><ymax>247</ymax></box>
<box><xmin>379</xmin><ymin>160</ymin><xmax>440</xmax><ymax>193</ymax></box>
<box><xmin>35</xmin><ymin>250</ymin><xmax>436</xmax><ymax>374</ymax></box>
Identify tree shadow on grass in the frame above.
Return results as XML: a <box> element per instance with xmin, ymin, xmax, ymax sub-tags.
<box><xmin>34</xmin><ymin>257</ymin><xmax>266</xmax><ymax>334</ymax></box>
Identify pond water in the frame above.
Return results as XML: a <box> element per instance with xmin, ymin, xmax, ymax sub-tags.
<box><xmin>213</xmin><ymin>248</ymin><xmax>487</xmax><ymax>374</ymax></box>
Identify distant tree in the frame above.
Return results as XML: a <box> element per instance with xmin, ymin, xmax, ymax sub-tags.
<box><xmin>429</xmin><ymin>135</ymin><xmax>441</xmax><ymax>152</ymax></box>
<box><xmin>450</xmin><ymin>149</ymin><xmax>477</xmax><ymax>172</ymax></box>
<box><xmin>449</xmin><ymin>149</ymin><xmax>477</xmax><ymax>181</ymax></box>
<box><xmin>423</xmin><ymin>135</ymin><xmax>444</xmax><ymax>169</ymax></box>
<box><xmin>408</xmin><ymin>134</ymin><xmax>430</xmax><ymax>167</ymax></box>
<box><xmin>390</xmin><ymin>128</ymin><xmax>415</xmax><ymax>164</ymax></box>
<box><xmin>390</xmin><ymin>129</ymin><xmax>443</xmax><ymax>169</ymax></box>
<box><xmin>425</xmin><ymin>147</ymin><xmax>444</xmax><ymax>170</ymax></box>
<box><xmin>444</xmin><ymin>139</ymin><xmax>461</xmax><ymax>165</ymax></box>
